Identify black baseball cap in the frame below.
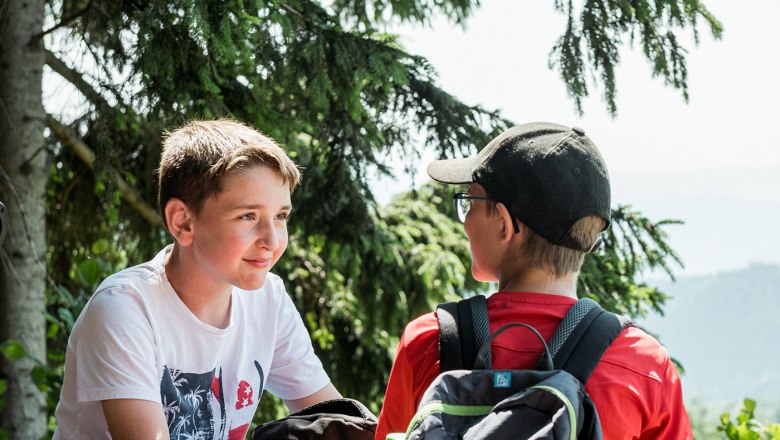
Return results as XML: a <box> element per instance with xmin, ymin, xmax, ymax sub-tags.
<box><xmin>427</xmin><ymin>122</ymin><xmax>610</xmax><ymax>252</ymax></box>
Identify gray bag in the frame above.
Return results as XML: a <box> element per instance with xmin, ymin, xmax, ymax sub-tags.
<box><xmin>403</xmin><ymin>296</ymin><xmax>632</xmax><ymax>440</ymax></box>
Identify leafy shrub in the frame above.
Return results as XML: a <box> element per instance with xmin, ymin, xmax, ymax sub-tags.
<box><xmin>719</xmin><ymin>399</ymin><xmax>780</xmax><ymax>439</ymax></box>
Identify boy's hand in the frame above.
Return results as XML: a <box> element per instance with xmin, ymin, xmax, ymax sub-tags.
<box><xmin>102</xmin><ymin>399</ymin><xmax>170</xmax><ymax>440</ymax></box>
<box><xmin>283</xmin><ymin>382</ymin><xmax>342</xmax><ymax>413</ymax></box>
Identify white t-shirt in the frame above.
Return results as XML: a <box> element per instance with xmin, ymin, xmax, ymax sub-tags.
<box><xmin>53</xmin><ymin>245</ymin><xmax>330</xmax><ymax>439</ymax></box>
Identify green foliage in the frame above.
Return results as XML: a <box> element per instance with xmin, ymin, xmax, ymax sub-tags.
<box><xmin>719</xmin><ymin>399</ymin><xmax>780</xmax><ymax>440</ymax></box>
<box><xmin>38</xmin><ymin>0</ymin><xmax>720</xmax><ymax>431</ymax></box>
<box><xmin>0</xmin><ymin>340</ymin><xmax>42</xmax><ymax>436</ymax></box>
<box><xmin>579</xmin><ymin>205</ymin><xmax>683</xmax><ymax>317</ymax></box>
<box><xmin>550</xmin><ymin>0</ymin><xmax>723</xmax><ymax>115</ymax></box>
<box><xmin>0</xmin><ymin>340</ymin><xmax>27</xmax><ymax>363</ymax></box>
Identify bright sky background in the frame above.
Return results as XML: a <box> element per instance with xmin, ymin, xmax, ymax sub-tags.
<box><xmin>375</xmin><ymin>0</ymin><xmax>780</xmax><ymax>277</ymax></box>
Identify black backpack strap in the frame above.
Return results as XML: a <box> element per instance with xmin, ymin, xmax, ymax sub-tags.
<box><xmin>542</xmin><ymin>298</ymin><xmax>633</xmax><ymax>383</ymax></box>
<box><xmin>436</xmin><ymin>295</ymin><xmax>491</xmax><ymax>373</ymax></box>
<box><xmin>436</xmin><ymin>301</ymin><xmax>462</xmax><ymax>373</ymax></box>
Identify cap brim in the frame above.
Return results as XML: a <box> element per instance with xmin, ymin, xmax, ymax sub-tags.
<box><xmin>426</xmin><ymin>157</ymin><xmax>477</xmax><ymax>184</ymax></box>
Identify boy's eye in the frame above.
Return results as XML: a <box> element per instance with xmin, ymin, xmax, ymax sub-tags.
<box><xmin>238</xmin><ymin>213</ymin><xmax>256</xmax><ymax>221</ymax></box>
<box><xmin>276</xmin><ymin>212</ymin><xmax>290</xmax><ymax>222</ymax></box>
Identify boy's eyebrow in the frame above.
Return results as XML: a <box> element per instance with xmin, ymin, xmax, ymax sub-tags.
<box><xmin>229</xmin><ymin>203</ymin><xmax>292</xmax><ymax>211</ymax></box>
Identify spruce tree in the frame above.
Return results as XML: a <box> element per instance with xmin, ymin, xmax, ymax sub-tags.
<box><xmin>0</xmin><ymin>0</ymin><xmax>722</xmax><ymax>430</ymax></box>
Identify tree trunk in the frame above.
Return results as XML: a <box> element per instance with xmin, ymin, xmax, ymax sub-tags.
<box><xmin>0</xmin><ymin>0</ymin><xmax>48</xmax><ymax>438</ymax></box>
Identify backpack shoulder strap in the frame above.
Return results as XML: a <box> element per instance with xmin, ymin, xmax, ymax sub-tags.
<box><xmin>436</xmin><ymin>301</ymin><xmax>462</xmax><ymax>373</ymax></box>
<box><xmin>436</xmin><ymin>295</ymin><xmax>491</xmax><ymax>373</ymax></box>
<box><xmin>543</xmin><ymin>298</ymin><xmax>634</xmax><ymax>383</ymax></box>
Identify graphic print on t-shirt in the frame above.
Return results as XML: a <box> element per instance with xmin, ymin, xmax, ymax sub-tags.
<box><xmin>161</xmin><ymin>362</ymin><xmax>264</xmax><ymax>440</ymax></box>
<box><xmin>235</xmin><ymin>380</ymin><xmax>254</xmax><ymax>409</ymax></box>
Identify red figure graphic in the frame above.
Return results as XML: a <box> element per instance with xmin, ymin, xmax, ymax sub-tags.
<box><xmin>235</xmin><ymin>380</ymin><xmax>253</xmax><ymax>409</ymax></box>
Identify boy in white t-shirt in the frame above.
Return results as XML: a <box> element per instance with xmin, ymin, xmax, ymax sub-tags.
<box><xmin>54</xmin><ymin>120</ymin><xmax>341</xmax><ymax>439</ymax></box>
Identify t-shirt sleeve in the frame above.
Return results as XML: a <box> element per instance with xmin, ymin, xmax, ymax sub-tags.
<box><xmin>70</xmin><ymin>286</ymin><xmax>161</xmax><ymax>404</ymax></box>
<box><xmin>264</xmin><ymin>289</ymin><xmax>330</xmax><ymax>400</ymax></box>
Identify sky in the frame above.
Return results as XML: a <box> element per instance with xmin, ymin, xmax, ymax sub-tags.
<box><xmin>374</xmin><ymin>0</ymin><xmax>780</xmax><ymax>277</ymax></box>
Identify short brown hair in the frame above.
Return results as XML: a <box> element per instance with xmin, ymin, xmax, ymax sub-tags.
<box><xmin>518</xmin><ymin>215</ymin><xmax>607</xmax><ymax>277</ymax></box>
<box><xmin>157</xmin><ymin>119</ymin><xmax>300</xmax><ymax>227</ymax></box>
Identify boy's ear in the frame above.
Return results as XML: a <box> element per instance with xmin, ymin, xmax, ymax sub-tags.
<box><xmin>165</xmin><ymin>199</ymin><xmax>194</xmax><ymax>246</ymax></box>
<box><xmin>495</xmin><ymin>202</ymin><xmax>519</xmax><ymax>243</ymax></box>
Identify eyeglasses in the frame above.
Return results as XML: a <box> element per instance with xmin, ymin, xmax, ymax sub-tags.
<box><xmin>453</xmin><ymin>192</ymin><xmax>520</xmax><ymax>233</ymax></box>
<box><xmin>453</xmin><ymin>192</ymin><xmax>493</xmax><ymax>223</ymax></box>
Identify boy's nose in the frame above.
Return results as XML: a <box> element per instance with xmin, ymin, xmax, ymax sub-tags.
<box><xmin>256</xmin><ymin>221</ymin><xmax>280</xmax><ymax>250</ymax></box>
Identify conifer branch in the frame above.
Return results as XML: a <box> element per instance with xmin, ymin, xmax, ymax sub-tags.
<box><xmin>280</xmin><ymin>3</ymin><xmax>311</xmax><ymax>24</ymax></box>
<box><xmin>44</xmin><ymin>48</ymin><xmax>109</xmax><ymax>108</ymax></box>
<box><xmin>33</xmin><ymin>0</ymin><xmax>94</xmax><ymax>41</ymax></box>
<box><xmin>46</xmin><ymin>115</ymin><xmax>163</xmax><ymax>228</ymax></box>
<box><xmin>45</xmin><ymin>49</ymin><xmax>160</xmax><ymax>146</ymax></box>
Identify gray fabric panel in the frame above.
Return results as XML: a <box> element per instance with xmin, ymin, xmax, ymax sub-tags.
<box><xmin>471</xmin><ymin>295</ymin><xmax>492</xmax><ymax>370</ymax></box>
<box><xmin>548</xmin><ymin>298</ymin><xmax>598</xmax><ymax>358</ymax></box>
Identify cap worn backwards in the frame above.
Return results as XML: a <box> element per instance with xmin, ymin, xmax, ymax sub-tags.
<box><xmin>426</xmin><ymin>122</ymin><xmax>611</xmax><ymax>252</ymax></box>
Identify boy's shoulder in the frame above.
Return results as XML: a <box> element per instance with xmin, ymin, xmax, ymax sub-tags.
<box><xmin>397</xmin><ymin>311</ymin><xmax>440</xmax><ymax>366</ymax></box>
<box><xmin>402</xmin><ymin>311</ymin><xmax>439</xmax><ymax>342</ymax></box>
<box><xmin>399</xmin><ymin>298</ymin><xmax>672</xmax><ymax>377</ymax></box>
<box><xmin>600</xmin><ymin>325</ymin><xmax>672</xmax><ymax>375</ymax></box>
<box><xmin>95</xmin><ymin>246</ymin><xmax>169</xmax><ymax>293</ymax></box>
<box><xmin>77</xmin><ymin>248</ymin><xmax>170</xmax><ymax>323</ymax></box>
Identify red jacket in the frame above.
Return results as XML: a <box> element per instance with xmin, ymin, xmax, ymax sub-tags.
<box><xmin>376</xmin><ymin>291</ymin><xmax>692</xmax><ymax>440</ymax></box>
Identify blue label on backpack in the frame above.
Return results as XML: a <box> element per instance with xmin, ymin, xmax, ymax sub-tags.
<box><xmin>493</xmin><ymin>371</ymin><xmax>511</xmax><ymax>388</ymax></box>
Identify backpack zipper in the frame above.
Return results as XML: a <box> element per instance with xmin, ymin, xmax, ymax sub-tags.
<box><xmin>405</xmin><ymin>401</ymin><xmax>493</xmax><ymax>437</ymax></box>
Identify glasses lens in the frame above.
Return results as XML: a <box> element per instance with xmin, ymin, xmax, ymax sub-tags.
<box><xmin>456</xmin><ymin>197</ymin><xmax>470</xmax><ymax>223</ymax></box>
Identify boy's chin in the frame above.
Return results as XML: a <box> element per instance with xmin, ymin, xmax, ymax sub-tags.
<box><xmin>470</xmin><ymin>270</ymin><xmax>497</xmax><ymax>284</ymax></box>
<box><xmin>237</xmin><ymin>274</ymin><xmax>269</xmax><ymax>291</ymax></box>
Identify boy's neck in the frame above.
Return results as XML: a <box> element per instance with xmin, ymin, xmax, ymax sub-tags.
<box><xmin>497</xmin><ymin>266</ymin><xmax>578</xmax><ymax>299</ymax></box>
<box><xmin>164</xmin><ymin>245</ymin><xmax>233</xmax><ymax>329</ymax></box>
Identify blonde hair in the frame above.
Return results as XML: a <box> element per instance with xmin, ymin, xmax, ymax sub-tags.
<box><xmin>518</xmin><ymin>215</ymin><xmax>607</xmax><ymax>277</ymax></box>
<box><xmin>157</xmin><ymin>119</ymin><xmax>300</xmax><ymax>226</ymax></box>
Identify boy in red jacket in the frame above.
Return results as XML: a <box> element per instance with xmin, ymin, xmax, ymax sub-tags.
<box><xmin>376</xmin><ymin>122</ymin><xmax>691</xmax><ymax>440</ymax></box>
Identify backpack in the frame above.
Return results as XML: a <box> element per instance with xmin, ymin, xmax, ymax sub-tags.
<box><xmin>401</xmin><ymin>295</ymin><xmax>632</xmax><ymax>440</ymax></box>
<box><xmin>252</xmin><ymin>398</ymin><xmax>377</xmax><ymax>440</ymax></box>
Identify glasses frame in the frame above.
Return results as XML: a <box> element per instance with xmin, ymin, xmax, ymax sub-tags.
<box><xmin>453</xmin><ymin>192</ymin><xmax>520</xmax><ymax>233</ymax></box>
<box><xmin>453</xmin><ymin>192</ymin><xmax>492</xmax><ymax>223</ymax></box>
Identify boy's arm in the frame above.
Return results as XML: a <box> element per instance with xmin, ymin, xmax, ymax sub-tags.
<box><xmin>638</xmin><ymin>356</ymin><xmax>693</xmax><ymax>439</ymax></box>
<box><xmin>375</xmin><ymin>343</ymin><xmax>417</xmax><ymax>440</ymax></box>
<box><xmin>377</xmin><ymin>314</ymin><xmax>440</xmax><ymax>439</ymax></box>
<box><xmin>282</xmin><ymin>382</ymin><xmax>342</xmax><ymax>413</ymax></box>
<box><xmin>102</xmin><ymin>399</ymin><xmax>170</xmax><ymax>440</ymax></box>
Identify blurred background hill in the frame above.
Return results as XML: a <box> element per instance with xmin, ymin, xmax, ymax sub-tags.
<box><xmin>642</xmin><ymin>263</ymin><xmax>780</xmax><ymax>421</ymax></box>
